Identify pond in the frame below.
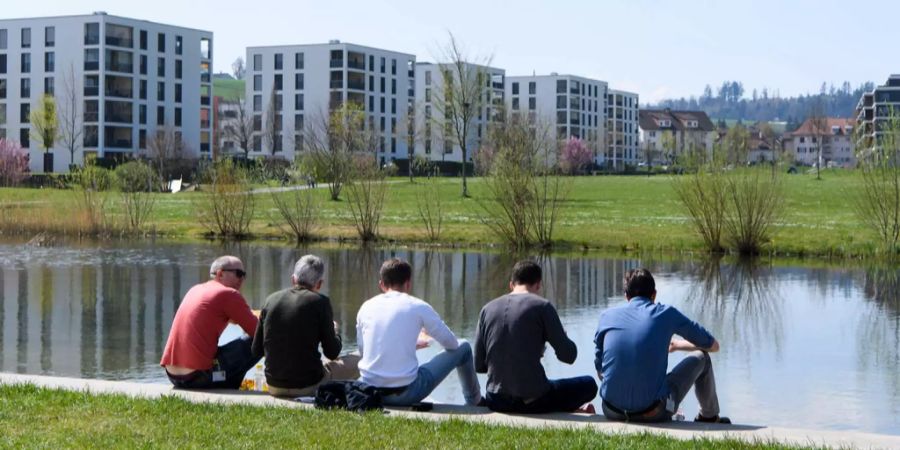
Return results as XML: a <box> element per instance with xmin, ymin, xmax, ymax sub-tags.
<box><xmin>0</xmin><ymin>239</ymin><xmax>898</xmax><ymax>434</ymax></box>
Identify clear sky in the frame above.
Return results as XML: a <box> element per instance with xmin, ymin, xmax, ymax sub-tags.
<box><xmin>4</xmin><ymin>0</ymin><xmax>898</xmax><ymax>103</ymax></box>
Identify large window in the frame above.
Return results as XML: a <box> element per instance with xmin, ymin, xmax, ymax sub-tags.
<box><xmin>84</xmin><ymin>23</ymin><xmax>99</xmax><ymax>45</ymax></box>
<box><xmin>44</xmin><ymin>27</ymin><xmax>55</xmax><ymax>47</ymax></box>
<box><xmin>104</xmin><ymin>100</ymin><xmax>132</xmax><ymax>123</ymax></box>
<box><xmin>21</xmin><ymin>28</ymin><xmax>31</xmax><ymax>48</ymax></box>
<box><xmin>0</xmin><ymin>55</ymin><xmax>6</xmax><ymax>74</ymax></box>
<box><xmin>84</xmin><ymin>75</ymin><xmax>99</xmax><ymax>96</ymax></box>
<box><xmin>84</xmin><ymin>49</ymin><xmax>99</xmax><ymax>71</ymax></box>
<box><xmin>106</xmin><ymin>24</ymin><xmax>133</xmax><ymax>48</ymax></box>
<box><xmin>105</xmin><ymin>49</ymin><xmax>133</xmax><ymax>73</ymax></box>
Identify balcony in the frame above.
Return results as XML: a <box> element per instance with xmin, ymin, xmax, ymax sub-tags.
<box><xmin>330</xmin><ymin>59</ymin><xmax>344</xmax><ymax>68</ymax></box>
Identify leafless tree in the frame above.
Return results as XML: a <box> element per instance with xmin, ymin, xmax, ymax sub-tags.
<box><xmin>305</xmin><ymin>102</ymin><xmax>374</xmax><ymax>201</ymax></box>
<box><xmin>145</xmin><ymin>126</ymin><xmax>187</xmax><ymax>191</ymax></box>
<box><xmin>808</xmin><ymin>98</ymin><xmax>828</xmax><ymax>180</ymax></box>
<box><xmin>432</xmin><ymin>32</ymin><xmax>493</xmax><ymax>198</ymax></box>
<box><xmin>231</xmin><ymin>57</ymin><xmax>246</xmax><ymax>80</ymax></box>
<box><xmin>57</xmin><ymin>64</ymin><xmax>83</xmax><ymax>169</ymax></box>
<box><xmin>263</xmin><ymin>87</ymin><xmax>280</xmax><ymax>156</ymax></box>
<box><xmin>222</xmin><ymin>100</ymin><xmax>254</xmax><ymax>158</ymax></box>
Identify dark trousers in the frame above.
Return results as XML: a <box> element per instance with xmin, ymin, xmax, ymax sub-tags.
<box><xmin>166</xmin><ymin>336</ymin><xmax>261</xmax><ymax>390</ymax></box>
<box><xmin>486</xmin><ymin>376</ymin><xmax>598</xmax><ymax>414</ymax></box>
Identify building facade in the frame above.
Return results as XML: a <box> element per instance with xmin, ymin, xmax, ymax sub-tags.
<box><xmin>638</xmin><ymin>109</ymin><xmax>716</xmax><ymax>165</ymax></box>
<box><xmin>855</xmin><ymin>74</ymin><xmax>900</xmax><ymax>154</ymax></box>
<box><xmin>245</xmin><ymin>41</ymin><xmax>415</xmax><ymax>165</ymax></box>
<box><xmin>413</xmin><ymin>62</ymin><xmax>504</xmax><ymax>164</ymax></box>
<box><xmin>504</xmin><ymin>74</ymin><xmax>607</xmax><ymax>167</ymax></box>
<box><xmin>0</xmin><ymin>12</ymin><xmax>213</xmax><ymax>173</ymax></box>
<box><xmin>605</xmin><ymin>89</ymin><xmax>640</xmax><ymax>169</ymax></box>
<box><xmin>787</xmin><ymin>118</ymin><xmax>855</xmax><ymax>167</ymax></box>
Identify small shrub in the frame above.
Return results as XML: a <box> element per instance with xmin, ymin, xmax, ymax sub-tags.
<box><xmin>115</xmin><ymin>160</ymin><xmax>157</xmax><ymax>233</ymax></box>
<box><xmin>559</xmin><ymin>137</ymin><xmax>592</xmax><ymax>175</ymax></box>
<box><xmin>0</xmin><ymin>139</ymin><xmax>30</xmax><ymax>186</ymax></box>
<box><xmin>72</xmin><ymin>162</ymin><xmax>113</xmax><ymax>235</ymax></box>
<box><xmin>345</xmin><ymin>154</ymin><xmax>389</xmax><ymax>241</ymax></box>
<box><xmin>270</xmin><ymin>187</ymin><xmax>319</xmax><ymax>242</ymax></box>
<box><xmin>416</xmin><ymin>170</ymin><xmax>443</xmax><ymax>241</ymax></box>
<box><xmin>196</xmin><ymin>159</ymin><xmax>255</xmax><ymax>238</ymax></box>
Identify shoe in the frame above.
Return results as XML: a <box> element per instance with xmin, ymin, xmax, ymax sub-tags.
<box><xmin>694</xmin><ymin>414</ymin><xmax>731</xmax><ymax>424</ymax></box>
<box><xmin>576</xmin><ymin>403</ymin><xmax>596</xmax><ymax>414</ymax></box>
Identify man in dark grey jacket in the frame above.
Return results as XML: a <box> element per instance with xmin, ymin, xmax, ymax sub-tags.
<box><xmin>474</xmin><ymin>260</ymin><xmax>597</xmax><ymax>413</ymax></box>
<box><xmin>251</xmin><ymin>254</ymin><xmax>359</xmax><ymax>397</ymax></box>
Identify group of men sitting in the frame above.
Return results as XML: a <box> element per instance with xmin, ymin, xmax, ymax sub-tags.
<box><xmin>160</xmin><ymin>254</ymin><xmax>729</xmax><ymax>423</ymax></box>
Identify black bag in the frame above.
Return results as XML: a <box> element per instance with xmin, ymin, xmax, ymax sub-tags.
<box><xmin>314</xmin><ymin>381</ymin><xmax>383</xmax><ymax>412</ymax></box>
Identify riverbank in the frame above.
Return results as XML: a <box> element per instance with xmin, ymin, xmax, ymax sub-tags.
<box><xmin>0</xmin><ymin>170</ymin><xmax>877</xmax><ymax>259</ymax></box>
<box><xmin>3</xmin><ymin>373</ymin><xmax>895</xmax><ymax>449</ymax></box>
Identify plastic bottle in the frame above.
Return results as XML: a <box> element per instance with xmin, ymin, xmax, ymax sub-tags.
<box><xmin>254</xmin><ymin>364</ymin><xmax>265</xmax><ymax>392</ymax></box>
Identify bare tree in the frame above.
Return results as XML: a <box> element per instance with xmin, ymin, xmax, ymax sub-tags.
<box><xmin>145</xmin><ymin>126</ymin><xmax>187</xmax><ymax>191</ymax></box>
<box><xmin>432</xmin><ymin>33</ymin><xmax>493</xmax><ymax>198</ymax></box>
<box><xmin>222</xmin><ymin>100</ymin><xmax>254</xmax><ymax>158</ymax></box>
<box><xmin>305</xmin><ymin>102</ymin><xmax>374</xmax><ymax>201</ymax></box>
<box><xmin>262</xmin><ymin>87</ymin><xmax>281</xmax><ymax>157</ymax></box>
<box><xmin>808</xmin><ymin>98</ymin><xmax>828</xmax><ymax>180</ymax></box>
<box><xmin>231</xmin><ymin>57</ymin><xmax>246</xmax><ymax>80</ymax></box>
<box><xmin>57</xmin><ymin>64</ymin><xmax>83</xmax><ymax>169</ymax></box>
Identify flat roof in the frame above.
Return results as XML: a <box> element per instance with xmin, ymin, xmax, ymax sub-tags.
<box><xmin>0</xmin><ymin>13</ymin><xmax>212</xmax><ymax>34</ymax></box>
<box><xmin>246</xmin><ymin>42</ymin><xmax>415</xmax><ymax>58</ymax></box>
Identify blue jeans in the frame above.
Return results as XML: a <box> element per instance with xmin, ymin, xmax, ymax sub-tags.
<box><xmin>486</xmin><ymin>376</ymin><xmax>598</xmax><ymax>414</ymax></box>
<box><xmin>381</xmin><ymin>340</ymin><xmax>482</xmax><ymax>406</ymax></box>
<box><xmin>166</xmin><ymin>336</ymin><xmax>261</xmax><ymax>390</ymax></box>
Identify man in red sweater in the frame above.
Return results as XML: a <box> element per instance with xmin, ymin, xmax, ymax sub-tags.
<box><xmin>160</xmin><ymin>255</ymin><xmax>260</xmax><ymax>389</ymax></box>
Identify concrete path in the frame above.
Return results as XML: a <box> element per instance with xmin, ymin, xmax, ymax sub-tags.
<box><xmin>1</xmin><ymin>373</ymin><xmax>897</xmax><ymax>449</ymax></box>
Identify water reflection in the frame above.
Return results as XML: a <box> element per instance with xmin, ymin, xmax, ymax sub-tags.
<box><xmin>858</xmin><ymin>267</ymin><xmax>900</xmax><ymax>410</ymax></box>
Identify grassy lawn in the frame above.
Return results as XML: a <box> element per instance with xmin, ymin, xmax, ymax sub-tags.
<box><xmin>0</xmin><ymin>384</ymin><xmax>811</xmax><ymax>449</ymax></box>
<box><xmin>213</xmin><ymin>78</ymin><xmax>245</xmax><ymax>101</ymax></box>
<box><xmin>0</xmin><ymin>169</ymin><xmax>873</xmax><ymax>258</ymax></box>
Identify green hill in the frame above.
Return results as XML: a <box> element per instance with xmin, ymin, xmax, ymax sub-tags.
<box><xmin>214</xmin><ymin>78</ymin><xmax>245</xmax><ymax>102</ymax></box>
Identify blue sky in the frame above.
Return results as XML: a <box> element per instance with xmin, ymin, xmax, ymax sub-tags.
<box><xmin>5</xmin><ymin>0</ymin><xmax>897</xmax><ymax>103</ymax></box>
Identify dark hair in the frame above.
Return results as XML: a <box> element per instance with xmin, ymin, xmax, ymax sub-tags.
<box><xmin>624</xmin><ymin>268</ymin><xmax>655</xmax><ymax>299</ymax></box>
<box><xmin>380</xmin><ymin>258</ymin><xmax>412</xmax><ymax>288</ymax></box>
<box><xmin>511</xmin><ymin>260</ymin><xmax>542</xmax><ymax>286</ymax></box>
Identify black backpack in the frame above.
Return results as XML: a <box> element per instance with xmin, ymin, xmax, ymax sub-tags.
<box><xmin>314</xmin><ymin>381</ymin><xmax>383</xmax><ymax>412</ymax></box>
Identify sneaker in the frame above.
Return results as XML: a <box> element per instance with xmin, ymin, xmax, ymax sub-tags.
<box><xmin>576</xmin><ymin>403</ymin><xmax>596</xmax><ymax>414</ymax></box>
<box><xmin>694</xmin><ymin>414</ymin><xmax>731</xmax><ymax>424</ymax></box>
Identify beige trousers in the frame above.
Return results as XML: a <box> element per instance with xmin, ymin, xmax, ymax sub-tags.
<box><xmin>267</xmin><ymin>354</ymin><xmax>361</xmax><ymax>398</ymax></box>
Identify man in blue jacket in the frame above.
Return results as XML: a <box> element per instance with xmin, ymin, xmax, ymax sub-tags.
<box><xmin>594</xmin><ymin>268</ymin><xmax>730</xmax><ymax>423</ymax></box>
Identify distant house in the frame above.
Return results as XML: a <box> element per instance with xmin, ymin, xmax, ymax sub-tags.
<box><xmin>639</xmin><ymin>109</ymin><xmax>716</xmax><ymax>164</ymax></box>
<box><xmin>787</xmin><ymin>118</ymin><xmax>856</xmax><ymax>167</ymax></box>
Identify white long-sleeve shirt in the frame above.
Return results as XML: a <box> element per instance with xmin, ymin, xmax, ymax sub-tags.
<box><xmin>356</xmin><ymin>290</ymin><xmax>458</xmax><ymax>387</ymax></box>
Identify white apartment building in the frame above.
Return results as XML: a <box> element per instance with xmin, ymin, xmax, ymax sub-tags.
<box><xmin>855</xmin><ymin>74</ymin><xmax>900</xmax><ymax>154</ymax></box>
<box><xmin>787</xmin><ymin>118</ymin><xmax>855</xmax><ymax>167</ymax></box>
<box><xmin>605</xmin><ymin>89</ymin><xmax>640</xmax><ymax>169</ymax></box>
<box><xmin>639</xmin><ymin>109</ymin><xmax>716</xmax><ymax>164</ymax></box>
<box><xmin>504</xmin><ymin>74</ymin><xmax>607</xmax><ymax>166</ymax></box>
<box><xmin>0</xmin><ymin>12</ymin><xmax>213</xmax><ymax>173</ymax></box>
<box><xmin>245</xmin><ymin>41</ymin><xmax>415</xmax><ymax>165</ymax></box>
<box><xmin>414</xmin><ymin>62</ymin><xmax>505</xmax><ymax>164</ymax></box>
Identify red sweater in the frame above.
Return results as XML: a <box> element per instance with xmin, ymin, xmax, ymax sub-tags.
<box><xmin>160</xmin><ymin>280</ymin><xmax>258</xmax><ymax>371</ymax></box>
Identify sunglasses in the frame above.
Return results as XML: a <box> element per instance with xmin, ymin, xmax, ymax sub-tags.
<box><xmin>222</xmin><ymin>268</ymin><xmax>247</xmax><ymax>278</ymax></box>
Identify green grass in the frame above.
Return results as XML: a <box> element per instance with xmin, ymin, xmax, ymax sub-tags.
<box><xmin>0</xmin><ymin>170</ymin><xmax>877</xmax><ymax>258</ymax></box>
<box><xmin>214</xmin><ymin>78</ymin><xmax>245</xmax><ymax>101</ymax></box>
<box><xmin>0</xmin><ymin>384</ymin><xmax>814</xmax><ymax>449</ymax></box>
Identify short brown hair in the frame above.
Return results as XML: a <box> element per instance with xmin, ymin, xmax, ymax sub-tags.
<box><xmin>380</xmin><ymin>258</ymin><xmax>412</xmax><ymax>288</ymax></box>
<box><xmin>624</xmin><ymin>268</ymin><xmax>655</xmax><ymax>298</ymax></box>
<box><xmin>511</xmin><ymin>260</ymin><xmax>542</xmax><ymax>286</ymax></box>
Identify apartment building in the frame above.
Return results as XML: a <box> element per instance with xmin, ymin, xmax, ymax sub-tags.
<box><xmin>787</xmin><ymin>118</ymin><xmax>855</xmax><ymax>167</ymax></box>
<box><xmin>504</xmin><ymin>74</ymin><xmax>607</xmax><ymax>166</ymax></box>
<box><xmin>639</xmin><ymin>109</ymin><xmax>715</xmax><ymax>164</ymax></box>
<box><xmin>605</xmin><ymin>89</ymin><xmax>640</xmax><ymax>168</ymax></box>
<box><xmin>0</xmin><ymin>12</ymin><xmax>213</xmax><ymax>173</ymax></box>
<box><xmin>855</xmin><ymin>74</ymin><xmax>900</xmax><ymax>153</ymax></box>
<box><xmin>245</xmin><ymin>41</ymin><xmax>415</xmax><ymax>165</ymax></box>
<box><xmin>414</xmin><ymin>62</ymin><xmax>504</xmax><ymax>164</ymax></box>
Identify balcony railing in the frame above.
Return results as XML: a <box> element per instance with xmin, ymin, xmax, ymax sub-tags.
<box><xmin>347</xmin><ymin>60</ymin><xmax>365</xmax><ymax>70</ymax></box>
<box><xmin>330</xmin><ymin>59</ymin><xmax>344</xmax><ymax>68</ymax></box>
<box><xmin>330</xmin><ymin>80</ymin><xmax>344</xmax><ymax>89</ymax></box>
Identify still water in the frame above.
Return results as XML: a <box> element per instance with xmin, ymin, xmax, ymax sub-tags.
<box><xmin>0</xmin><ymin>239</ymin><xmax>898</xmax><ymax>434</ymax></box>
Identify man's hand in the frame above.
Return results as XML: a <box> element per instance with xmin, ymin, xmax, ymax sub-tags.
<box><xmin>669</xmin><ymin>339</ymin><xmax>696</xmax><ymax>353</ymax></box>
<box><xmin>333</xmin><ymin>321</ymin><xmax>340</xmax><ymax>334</ymax></box>
<box><xmin>251</xmin><ymin>309</ymin><xmax>261</xmax><ymax>318</ymax></box>
<box><xmin>416</xmin><ymin>330</ymin><xmax>432</xmax><ymax>350</ymax></box>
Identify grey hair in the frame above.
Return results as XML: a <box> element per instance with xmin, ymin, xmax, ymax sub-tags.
<box><xmin>293</xmin><ymin>255</ymin><xmax>324</xmax><ymax>288</ymax></box>
<box><xmin>210</xmin><ymin>255</ymin><xmax>242</xmax><ymax>278</ymax></box>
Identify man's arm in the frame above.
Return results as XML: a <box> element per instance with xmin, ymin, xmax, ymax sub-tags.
<box><xmin>473</xmin><ymin>308</ymin><xmax>487</xmax><ymax>373</ymax></box>
<box><xmin>669</xmin><ymin>338</ymin><xmax>719</xmax><ymax>353</ymax></box>
<box><xmin>420</xmin><ymin>303</ymin><xmax>459</xmax><ymax>350</ymax></box>
<box><xmin>671</xmin><ymin>308</ymin><xmax>718</xmax><ymax>352</ymax></box>
<box><xmin>319</xmin><ymin>296</ymin><xmax>342</xmax><ymax>360</ymax></box>
<box><xmin>224</xmin><ymin>291</ymin><xmax>259</xmax><ymax>337</ymax></box>
<box><xmin>543</xmin><ymin>303</ymin><xmax>577</xmax><ymax>364</ymax></box>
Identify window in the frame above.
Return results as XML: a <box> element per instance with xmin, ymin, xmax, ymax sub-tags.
<box><xmin>294</xmin><ymin>114</ymin><xmax>304</xmax><ymax>131</ymax></box>
<box><xmin>557</xmin><ymin>80</ymin><xmax>567</xmax><ymax>93</ymax></box>
<box><xmin>512</xmin><ymin>97</ymin><xmax>519</xmax><ymax>110</ymax></box>
<box><xmin>369</xmin><ymin>55</ymin><xmax>375</xmax><ymax>72</ymax></box>
<box><xmin>139</xmin><ymin>105</ymin><xmax>146</xmax><ymax>124</ymax></box>
<box><xmin>140</xmin><ymin>30</ymin><xmax>148</xmax><ymax>50</ymax></box>
<box><xmin>20</xmin><ymin>78</ymin><xmax>30</xmax><ymax>98</ymax></box>
<box><xmin>380</xmin><ymin>77</ymin><xmax>385</xmax><ymax>93</ymax></box>
<box><xmin>175</xmin><ymin>83</ymin><xmax>182</xmax><ymax>102</ymax></box>
<box><xmin>157</xmin><ymin>106</ymin><xmax>165</xmax><ymax>125</ymax></box>
<box><xmin>84</xmin><ymin>49</ymin><xmax>99</xmax><ymax>71</ymax></box>
<box><xmin>157</xmin><ymin>33</ymin><xmax>165</xmax><ymax>52</ymax></box>
<box><xmin>253</xmin><ymin>75</ymin><xmax>261</xmax><ymax>91</ymax></box>
<box><xmin>0</xmin><ymin>55</ymin><xmax>5</xmax><ymax>74</ymax></box>
<box><xmin>274</xmin><ymin>53</ymin><xmax>283</xmax><ymax>70</ymax></box>
<box><xmin>175</xmin><ymin>36</ymin><xmax>182</xmax><ymax>55</ymax></box>
<box><xmin>425</xmin><ymin>71</ymin><xmax>431</xmax><ymax>85</ymax></box>
<box><xmin>157</xmin><ymin>57</ymin><xmax>165</xmax><ymax>77</ymax></box>
<box><xmin>43</xmin><ymin>77</ymin><xmax>53</xmax><ymax>95</ymax></box>
<box><xmin>140</xmin><ymin>55</ymin><xmax>147</xmax><ymax>75</ymax></box>
<box><xmin>157</xmin><ymin>82</ymin><xmax>165</xmax><ymax>101</ymax></box>
<box><xmin>529</xmin><ymin>97</ymin><xmax>536</xmax><ymax>110</ymax></box>
<box><xmin>21</xmin><ymin>53</ymin><xmax>30</xmax><ymax>73</ymax></box>
<box><xmin>20</xmin><ymin>103</ymin><xmax>29</xmax><ymax>122</ymax></box>
<box><xmin>380</xmin><ymin>97</ymin><xmax>385</xmax><ymax>113</ymax></box>
<box><xmin>0</xmin><ymin>79</ymin><xmax>5</xmax><ymax>99</ymax></box>
<box><xmin>139</xmin><ymin>80</ymin><xmax>147</xmax><ymax>99</ymax></box>
<box><xmin>391</xmin><ymin>79</ymin><xmax>396</xmax><ymax>95</ymax></box>
<box><xmin>85</xmin><ymin>23</ymin><xmax>100</xmax><ymax>45</ymax></box>
<box><xmin>139</xmin><ymin>129</ymin><xmax>146</xmax><ymax>149</ymax></box>
<box><xmin>253</xmin><ymin>54</ymin><xmax>262</xmax><ymax>71</ymax></box>
<box><xmin>368</xmin><ymin>75</ymin><xmax>374</xmax><ymax>92</ymax></box>
<box><xmin>391</xmin><ymin>59</ymin><xmax>396</xmax><ymax>75</ymax></box>
<box><xmin>380</xmin><ymin>57</ymin><xmax>385</xmax><ymax>73</ymax></box>
<box><xmin>295</xmin><ymin>93</ymin><xmax>303</xmax><ymax>111</ymax></box>
<box><xmin>19</xmin><ymin>128</ymin><xmax>29</xmax><ymax>148</ymax></box>
<box><xmin>253</xmin><ymin>94</ymin><xmax>261</xmax><ymax>112</ymax></box>
<box><xmin>425</xmin><ymin>88</ymin><xmax>431</xmax><ymax>102</ymax></box>
<box><xmin>0</xmin><ymin>29</ymin><xmax>6</xmax><ymax>49</ymax></box>
<box><xmin>44</xmin><ymin>26</ymin><xmax>55</xmax><ymax>47</ymax></box>
<box><xmin>391</xmin><ymin>98</ymin><xmax>396</xmax><ymax>114</ymax></box>
<box><xmin>295</xmin><ymin>73</ymin><xmax>304</xmax><ymax>90</ymax></box>
<box><xmin>295</xmin><ymin>52</ymin><xmax>304</xmax><ymax>69</ymax></box>
<box><xmin>529</xmin><ymin>82</ymin><xmax>536</xmax><ymax>95</ymax></box>
<box><xmin>512</xmin><ymin>82</ymin><xmax>519</xmax><ymax>95</ymax></box>
<box><xmin>174</xmin><ymin>107</ymin><xmax>182</xmax><ymax>126</ymax></box>
<box><xmin>21</xmin><ymin>28</ymin><xmax>31</xmax><ymax>48</ymax></box>
<box><xmin>175</xmin><ymin>60</ymin><xmax>182</xmax><ymax>79</ymax></box>
<box><xmin>106</xmin><ymin>24</ymin><xmax>133</xmax><ymax>48</ymax></box>
<box><xmin>44</xmin><ymin>52</ymin><xmax>54</xmax><ymax>72</ymax></box>
<box><xmin>274</xmin><ymin>74</ymin><xmax>282</xmax><ymax>91</ymax></box>
<box><xmin>253</xmin><ymin>115</ymin><xmax>261</xmax><ymax>131</ymax></box>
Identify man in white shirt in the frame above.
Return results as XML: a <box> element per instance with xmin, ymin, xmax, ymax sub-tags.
<box><xmin>356</xmin><ymin>258</ymin><xmax>482</xmax><ymax>406</ymax></box>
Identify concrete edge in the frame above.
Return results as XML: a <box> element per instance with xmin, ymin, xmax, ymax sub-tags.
<box><xmin>1</xmin><ymin>373</ymin><xmax>896</xmax><ymax>450</ymax></box>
